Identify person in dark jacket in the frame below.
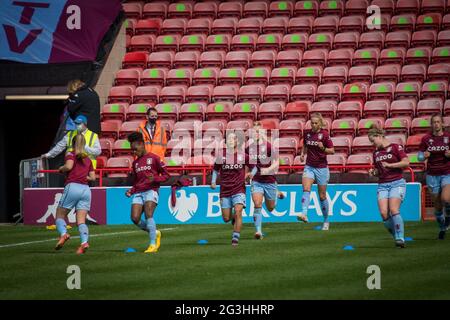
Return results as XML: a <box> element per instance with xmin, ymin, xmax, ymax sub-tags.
<box><xmin>66</xmin><ymin>79</ymin><xmax>101</xmax><ymax>134</ymax></box>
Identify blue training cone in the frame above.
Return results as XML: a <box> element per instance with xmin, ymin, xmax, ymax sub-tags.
<box><xmin>125</xmin><ymin>247</ymin><xmax>137</xmax><ymax>253</ymax></box>
<box><xmin>405</xmin><ymin>237</ymin><xmax>413</xmax><ymax>242</ymax></box>
<box><xmin>197</xmin><ymin>239</ymin><xmax>208</xmax><ymax>245</ymax></box>
<box><xmin>343</xmin><ymin>245</ymin><xmax>355</xmax><ymax>250</ymax></box>
<box><xmin>314</xmin><ymin>225</ymin><xmax>322</xmax><ymax>230</ymax></box>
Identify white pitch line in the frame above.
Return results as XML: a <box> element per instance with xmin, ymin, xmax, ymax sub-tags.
<box><xmin>0</xmin><ymin>227</ymin><xmax>177</xmax><ymax>249</ymax></box>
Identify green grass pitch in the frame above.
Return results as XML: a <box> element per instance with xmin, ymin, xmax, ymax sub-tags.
<box><xmin>0</xmin><ymin>222</ymin><xmax>449</xmax><ymax>300</ymax></box>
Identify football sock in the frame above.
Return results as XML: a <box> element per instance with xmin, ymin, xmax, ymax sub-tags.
<box><xmin>444</xmin><ymin>204</ymin><xmax>450</xmax><ymax>228</ymax></box>
<box><xmin>253</xmin><ymin>207</ymin><xmax>262</xmax><ymax>234</ymax></box>
<box><xmin>56</xmin><ymin>218</ymin><xmax>67</xmax><ymax>236</ymax></box>
<box><xmin>301</xmin><ymin>191</ymin><xmax>310</xmax><ymax>216</ymax></box>
<box><xmin>391</xmin><ymin>213</ymin><xmax>405</xmax><ymax>241</ymax></box>
<box><xmin>383</xmin><ymin>216</ymin><xmax>394</xmax><ymax>238</ymax></box>
<box><xmin>147</xmin><ymin>218</ymin><xmax>157</xmax><ymax>246</ymax></box>
<box><xmin>434</xmin><ymin>210</ymin><xmax>446</xmax><ymax>231</ymax></box>
<box><xmin>136</xmin><ymin>218</ymin><xmax>148</xmax><ymax>232</ymax></box>
<box><xmin>320</xmin><ymin>198</ymin><xmax>329</xmax><ymax>223</ymax></box>
<box><xmin>232</xmin><ymin>231</ymin><xmax>240</xmax><ymax>242</ymax></box>
<box><xmin>78</xmin><ymin>223</ymin><xmax>89</xmax><ymax>244</ymax></box>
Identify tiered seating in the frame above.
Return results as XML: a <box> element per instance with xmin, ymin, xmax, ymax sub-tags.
<box><xmin>109</xmin><ymin>0</ymin><xmax>450</xmax><ymax>172</ymax></box>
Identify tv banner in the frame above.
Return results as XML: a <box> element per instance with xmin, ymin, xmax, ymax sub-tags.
<box><xmin>105</xmin><ymin>183</ymin><xmax>422</xmax><ymax>225</ymax></box>
<box><xmin>23</xmin><ymin>187</ymin><xmax>107</xmax><ymax>225</ymax></box>
<box><xmin>0</xmin><ymin>0</ymin><xmax>122</xmax><ymax>63</ymax></box>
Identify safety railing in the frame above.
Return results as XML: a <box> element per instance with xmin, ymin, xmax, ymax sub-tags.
<box><xmin>38</xmin><ymin>164</ymin><xmax>416</xmax><ymax>187</ymax></box>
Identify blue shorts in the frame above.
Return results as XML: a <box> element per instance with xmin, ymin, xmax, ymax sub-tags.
<box><xmin>221</xmin><ymin>193</ymin><xmax>246</xmax><ymax>209</ymax></box>
<box><xmin>58</xmin><ymin>183</ymin><xmax>91</xmax><ymax>211</ymax></box>
<box><xmin>426</xmin><ymin>174</ymin><xmax>450</xmax><ymax>195</ymax></box>
<box><xmin>303</xmin><ymin>165</ymin><xmax>330</xmax><ymax>186</ymax></box>
<box><xmin>251</xmin><ymin>181</ymin><xmax>278</xmax><ymax>201</ymax></box>
<box><xmin>132</xmin><ymin>189</ymin><xmax>159</xmax><ymax>205</ymax></box>
<box><xmin>377</xmin><ymin>179</ymin><xmax>406</xmax><ymax>201</ymax></box>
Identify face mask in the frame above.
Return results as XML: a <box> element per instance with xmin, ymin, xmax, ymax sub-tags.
<box><xmin>76</xmin><ymin>124</ymin><xmax>85</xmax><ymax>132</ymax></box>
<box><xmin>148</xmin><ymin>117</ymin><xmax>157</xmax><ymax>124</ymax></box>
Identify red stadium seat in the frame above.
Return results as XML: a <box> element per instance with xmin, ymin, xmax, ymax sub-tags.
<box><xmin>421</xmin><ymin>81</ymin><xmax>448</xmax><ymax>100</ymax></box>
<box><xmin>301</xmin><ymin>49</ymin><xmax>328</xmax><ymax>67</ymax></box>
<box><xmin>406</xmin><ymin>134</ymin><xmax>426</xmax><ymax>153</ymax></box>
<box><xmin>348</xmin><ymin>65</ymin><xmax>374</xmax><ymax>83</ymax></box>
<box><xmin>211</xmin><ymin>17</ymin><xmax>238</xmax><ymax>35</ymax></box>
<box><xmin>159</xmin><ymin>85</ymin><xmax>186</xmax><ymax>103</ymax></box>
<box><xmin>416</xmin><ymin>13</ymin><xmax>442</xmax><ymax>31</ymax></box>
<box><xmin>371</xmin><ymin>0</ymin><xmax>395</xmax><ymax>15</ymax></box>
<box><xmin>342</xmin><ymin>82</ymin><xmax>369</xmax><ymax>101</ymax></box>
<box><xmin>274</xmin><ymin>137</ymin><xmax>299</xmax><ymax>156</ymax></box>
<box><xmin>331</xmin><ymin>136</ymin><xmax>352</xmax><ymax>156</ymax></box>
<box><xmin>268</xmin><ymin>1</ymin><xmax>294</xmax><ymax>17</ymax></box>
<box><xmin>250</xmin><ymin>50</ymin><xmax>277</xmax><ymax>68</ymax></box>
<box><xmin>369</xmin><ymin>82</ymin><xmax>396</xmax><ymax>101</ymax></box>
<box><xmin>276</xmin><ymin>50</ymin><xmax>302</xmax><ymax>67</ymax></box>
<box><xmin>218</xmin><ymin>2</ymin><xmax>243</xmax><ymax>18</ymax></box>
<box><xmin>421</xmin><ymin>0</ymin><xmax>446</xmax><ymax>13</ymax></box>
<box><xmin>327</xmin><ymin>48</ymin><xmax>354</xmax><ymax>67</ymax></box>
<box><xmin>154</xmin><ymin>34</ymin><xmax>181</xmax><ymax>52</ymax></box>
<box><xmin>319</xmin><ymin>0</ymin><xmax>344</xmax><ymax>16</ymax></box>
<box><xmin>99</xmin><ymin>137</ymin><xmax>112</xmax><ymax>158</ymax></box>
<box><xmin>380</xmin><ymin>48</ymin><xmax>406</xmax><ymax>65</ymax></box>
<box><xmin>173</xmin><ymin>51</ymin><xmax>199</xmax><ymax>69</ymax></box>
<box><xmin>428</xmin><ymin>63</ymin><xmax>450</xmax><ymax>81</ymax></box>
<box><xmin>307</xmin><ymin>32</ymin><xmax>334</xmax><ymax>50</ymax></box>
<box><xmin>167</xmin><ymin>3</ymin><xmax>192</xmax><ymax>19</ymax></box>
<box><xmin>282</xmin><ymin>33</ymin><xmax>307</xmax><ymax>51</ymax></box>
<box><xmin>134</xmin><ymin>19</ymin><xmax>162</xmax><ymax>35</ymax></box>
<box><xmin>128</xmin><ymin>35</ymin><xmax>155</xmax><ymax>52</ymax></box>
<box><xmin>179</xmin><ymin>102</ymin><xmax>206</xmax><ymax>121</ymax></box>
<box><xmin>296</xmin><ymin>66</ymin><xmax>323</xmax><ymax>85</ymax></box>
<box><xmin>205</xmin><ymin>34</ymin><xmax>231</xmax><ymax>52</ymax></box>
<box><xmin>212</xmin><ymin>85</ymin><xmax>239</xmax><ymax>102</ymax></box>
<box><xmin>351</xmin><ymin>137</ymin><xmax>374</xmax><ymax>154</ymax></box>
<box><xmin>333</xmin><ymin>32</ymin><xmax>359</xmax><ymax>49</ymax></box>
<box><xmin>155</xmin><ymin>102</ymin><xmax>179</xmax><ymax>122</ymax></box>
<box><xmin>390</xmin><ymin>99</ymin><xmax>417</xmax><ymax>118</ymax></box>
<box><xmin>148</xmin><ymin>51</ymin><xmax>174</xmax><ymax>69</ymax></box>
<box><xmin>206</xmin><ymin>102</ymin><xmax>233</xmax><ymax>121</ymax></box>
<box><xmin>359</xmin><ymin>31</ymin><xmax>385</xmax><ymax>49</ymax></box>
<box><xmin>339</xmin><ymin>15</ymin><xmax>364</xmax><ymax>33</ymax></box>
<box><xmin>328</xmin><ymin>154</ymin><xmax>347</xmax><ymax>173</ymax></box>
<box><xmin>123</xmin><ymin>3</ymin><xmax>142</xmax><ymax>19</ymax></box>
<box><xmin>263</xmin><ymin>17</ymin><xmax>288</xmax><ymax>34</ymax></box>
<box><xmin>411</xmin><ymin>117</ymin><xmax>431</xmax><ymax>135</ymax></box>
<box><xmin>238</xmin><ymin>84</ymin><xmax>266</xmax><ymax>102</ymax></box>
<box><xmin>385</xmin><ymin>30</ymin><xmax>411</xmax><ymax>48</ymax></box>
<box><xmin>406</xmin><ymin>47</ymin><xmax>431</xmax><ymax>65</ymax></box>
<box><xmin>401</xmin><ymin>64</ymin><xmax>427</xmax><ymax>83</ymax></box>
<box><xmin>140</xmin><ymin>68</ymin><xmax>167</xmax><ymax>87</ymax></box>
<box><xmin>199</xmin><ymin>51</ymin><xmax>225</xmax><ymax>68</ymax></box>
<box><xmin>108</xmin><ymin>86</ymin><xmax>134</xmax><ymax>104</ymax></box>
<box><xmin>244</xmin><ymin>67</ymin><xmax>270</xmax><ymax>85</ymax></box>
<box><xmin>445</xmin><ymin>99</ymin><xmax>450</xmax><ymax>116</ymax></box>
<box><xmin>363</xmin><ymin>100</ymin><xmax>390</xmax><ymax>119</ymax></box>
<box><xmin>353</xmin><ymin>48</ymin><xmax>380</xmax><ymax>66</ymax></box>
<box><xmin>193</xmin><ymin>67</ymin><xmax>219</xmax><ymax>86</ymax></box>
<box><xmin>317</xmin><ymin>83</ymin><xmax>343</xmax><ymax>101</ymax></box>
<box><xmin>186</xmin><ymin>85</ymin><xmax>213</xmax><ymax>103</ymax></box>
<box><xmin>264</xmin><ymin>84</ymin><xmax>291</xmax><ymax>101</ymax></box>
<box><xmin>201</xmin><ymin>120</ymin><xmax>226</xmax><ymax>137</ymax></box>
<box><xmin>119</xmin><ymin>121</ymin><xmax>141</xmax><ymax>140</ymax></box>
<box><xmin>243</xmin><ymin>1</ymin><xmax>268</xmax><ymax>18</ymax></box>
<box><xmin>231</xmin><ymin>33</ymin><xmax>257</xmax><ymax>51</ymax></box>
<box><xmin>437</xmin><ymin>30</ymin><xmax>450</xmax><ymax>46</ymax></box>
<box><xmin>331</xmin><ymin>118</ymin><xmax>358</xmax><ymax>137</ymax></box>
<box><xmin>284</xmin><ymin>101</ymin><xmax>311</xmax><ymax>120</ymax></box>
<box><xmin>278</xmin><ymin>154</ymin><xmax>295</xmax><ymax>173</ymax></box>
<box><xmin>411</xmin><ymin>30</ymin><xmax>437</xmax><ymax>48</ymax></box>
<box><xmin>126</xmin><ymin>103</ymin><xmax>150</xmax><ymax>121</ymax></box>
<box><xmin>161</xmin><ymin>18</ymin><xmax>187</xmax><ymax>35</ymax></box>
<box><xmin>295</xmin><ymin>1</ymin><xmax>319</xmax><ymax>17</ymax></box>
<box><xmin>395</xmin><ymin>81</ymin><xmax>421</xmax><ymax>100</ymax></box>
<box><xmin>375</xmin><ymin>64</ymin><xmax>401</xmax><ymax>83</ymax></box>
<box><xmin>279</xmin><ymin>119</ymin><xmax>303</xmax><ymax>138</ymax></box>
<box><xmin>314</xmin><ymin>15</ymin><xmax>340</xmax><ymax>33</ymax></box>
<box><xmin>193</xmin><ymin>2</ymin><xmax>217</xmax><ymax>19</ymax></box>
<box><xmin>101</xmin><ymin>120</ymin><xmax>121</xmax><ymax>140</ymax></box>
<box><xmin>143</xmin><ymin>3</ymin><xmax>167</xmax><ymax>20</ymax></box>
<box><xmin>345</xmin><ymin>0</ymin><xmax>369</xmax><ymax>15</ymax></box>
<box><xmin>311</xmin><ymin>101</ymin><xmax>337</xmax><ymax>120</ymax></box>
<box><xmin>390</xmin><ymin>14</ymin><xmax>416</xmax><ymax>31</ymax></box>
<box><xmin>290</xmin><ymin>84</ymin><xmax>317</xmax><ymax>101</ymax></box>
<box><xmin>336</xmin><ymin>101</ymin><xmax>363</xmax><ymax>119</ymax></box>
<box><xmin>133</xmin><ymin>86</ymin><xmax>160</xmax><ymax>104</ymax></box>
<box><xmin>257</xmin><ymin>33</ymin><xmax>283</xmax><ymax>51</ymax></box>
<box><xmin>386</xmin><ymin>134</ymin><xmax>407</xmax><ymax>147</ymax></box>
<box><xmin>432</xmin><ymin>46</ymin><xmax>450</xmax><ymax>64</ymax></box>
<box><xmin>395</xmin><ymin>0</ymin><xmax>420</xmax><ymax>15</ymax></box>
<box><xmin>225</xmin><ymin>50</ymin><xmax>251</xmax><ymax>68</ymax></box>
<box><xmin>227</xmin><ymin>119</ymin><xmax>253</xmax><ymax>131</ymax></box>
<box><xmin>231</xmin><ymin>102</ymin><xmax>258</xmax><ymax>121</ymax></box>
<box><xmin>122</xmin><ymin>51</ymin><xmax>148</xmax><ymax>69</ymax></box>
<box><xmin>238</xmin><ymin>17</ymin><xmax>263</xmax><ymax>34</ymax></box>
<box><xmin>417</xmin><ymin>98</ymin><xmax>444</xmax><ymax>116</ymax></box>
<box><xmin>101</xmin><ymin>103</ymin><xmax>127</xmax><ymax>122</ymax></box>
<box><xmin>288</xmin><ymin>17</ymin><xmax>314</xmax><ymax>34</ymax></box>
<box><xmin>357</xmin><ymin>118</ymin><xmax>385</xmax><ymax>136</ymax></box>
<box><xmin>322</xmin><ymin>66</ymin><xmax>348</xmax><ymax>84</ymax></box>
<box><xmin>180</xmin><ymin>34</ymin><xmax>206</xmax><ymax>51</ymax></box>
<box><xmin>384</xmin><ymin>117</ymin><xmax>411</xmax><ymax>135</ymax></box>
<box><xmin>271</xmin><ymin>67</ymin><xmax>297</xmax><ymax>85</ymax></box>
<box><xmin>166</xmin><ymin>68</ymin><xmax>193</xmax><ymax>87</ymax></box>
<box><xmin>106</xmin><ymin>157</ymin><xmax>133</xmax><ymax>178</ymax></box>
<box><xmin>219</xmin><ymin>67</ymin><xmax>245</xmax><ymax>86</ymax></box>
<box><xmin>443</xmin><ymin>13</ymin><xmax>450</xmax><ymax>29</ymax></box>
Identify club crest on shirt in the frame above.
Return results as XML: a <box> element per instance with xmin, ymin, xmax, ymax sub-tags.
<box><xmin>307</xmin><ymin>133</ymin><xmax>311</xmax><ymax>138</ymax></box>
<box><xmin>318</xmin><ymin>133</ymin><xmax>323</xmax><ymax>140</ymax></box>
<box><xmin>429</xmin><ymin>139</ymin><xmax>434</xmax><ymax>145</ymax></box>
<box><xmin>237</xmin><ymin>154</ymin><xmax>244</xmax><ymax>162</ymax></box>
<box><xmin>386</xmin><ymin>146</ymin><xmax>392</xmax><ymax>153</ymax></box>
<box><xmin>147</xmin><ymin>158</ymin><xmax>153</xmax><ymax>165</ymax></box>
<box><xmin>445</xmin><ymin>137</ymin><xmax>449</xmax><ymax>144</ymax></box>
